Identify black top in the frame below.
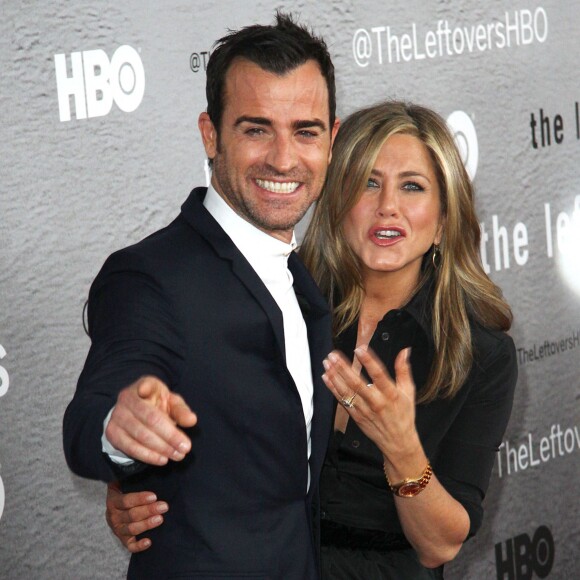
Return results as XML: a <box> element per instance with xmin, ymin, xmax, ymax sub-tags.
<box><xmin>320</xmin><ymin>279</ymin><xmax>517</xmax><ymax>543</ymax></box>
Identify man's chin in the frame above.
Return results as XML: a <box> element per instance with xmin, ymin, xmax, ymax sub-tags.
<box><xmin>253</xmin><ymin>211</ymin><xmax>309</xmax><ymax>234</ymax></box>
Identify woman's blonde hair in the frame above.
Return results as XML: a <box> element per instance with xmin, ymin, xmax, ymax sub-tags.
<box><xmin>300</xmin><ymin>101</ymin><xmax>512</xmax><ymax>403</ymax></box>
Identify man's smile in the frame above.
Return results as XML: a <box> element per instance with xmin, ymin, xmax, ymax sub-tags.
<box><xmin>255</xmin><ymin>179</ymin><xmax>301</xmax><ymax>193</ymax></box>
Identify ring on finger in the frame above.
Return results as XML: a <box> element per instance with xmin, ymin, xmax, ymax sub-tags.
<box><xmin>366</xmin><ymin>383</ymin><xmax>374</xmax><ymax>388</ymax></box>
<box><xmin>341</xmin><ymin>393</ymin><xmax>357</xmax><ymax>408</ymax></box>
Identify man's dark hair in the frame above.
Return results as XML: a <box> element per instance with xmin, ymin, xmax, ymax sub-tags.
<box><xmin>206</xmin><ymin>11</ymin><xmax>336</xmax><ymax>132</ymax></box>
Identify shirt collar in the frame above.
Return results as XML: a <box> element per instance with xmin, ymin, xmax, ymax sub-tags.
<box><xmin>203</xmin><ymin>184</ymin><xmax>297</xmax><ymax>262</ymax></box>
<box><xmin>336</xmin><ymin>275</ymin><xmax>436</xmax><ymax>350</ymax></box>
<box><xmin>404</xmin><ymin>276</ymin><xmax>435</xmax><ymax>337</ymax></box>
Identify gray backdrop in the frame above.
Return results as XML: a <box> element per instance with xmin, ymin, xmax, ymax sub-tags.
<box><xmin>1</xmin><ymin>1</ymin><xmax>579</xmax><ymax>578</ymax></box>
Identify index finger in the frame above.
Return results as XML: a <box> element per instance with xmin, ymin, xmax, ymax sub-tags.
<box><xmin>125</xmin><ymin>394</ymin><xmax>193</xmax><ymax>456</ymax></box>
<box><xmin>168</xmin><ymin>393</ymin><xmax>197</xmax><ymax>428</ymax></box>
<box><xmin>354</xmin><ymin>346</ymin><xmax>395</xmax><ymax>390</ymax></box>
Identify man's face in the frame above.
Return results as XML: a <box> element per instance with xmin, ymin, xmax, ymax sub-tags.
<box><xmin>199</xmin><ymin>58</ymin><xmax>339</xmax><ymax>242</ymax></box>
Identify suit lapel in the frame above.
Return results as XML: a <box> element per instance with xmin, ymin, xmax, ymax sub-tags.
<box><xmin>182</xmin><ymin>188</ymin><xmax>334</xmax><ymax>486</ymax></box>
<box><xmin>289</xmin><ymin>253</ymin><xmax>334</xmax><ymax>494</ymax></box>
<box><xmin>181</xmin><ymin>188</ymin><xmax>286</xmax><ymax>360</ymax></box>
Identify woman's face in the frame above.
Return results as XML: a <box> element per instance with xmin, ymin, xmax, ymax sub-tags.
<box><xmin>343</xmin><ymin>133</ymin><xmax>443</xmax><ymax>283</ymax></box>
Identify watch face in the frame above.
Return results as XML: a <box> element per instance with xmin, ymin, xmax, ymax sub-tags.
<box><xmin>398</xmin><ymin>482</ymin><xmax>422</xmax><ymax>497</ymax></box>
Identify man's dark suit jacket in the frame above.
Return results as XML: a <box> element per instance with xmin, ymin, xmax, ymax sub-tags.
<box><xmin>63</xmin><ymin>187</ymin><xmax>334</xmax><ymax>579</ymax></box>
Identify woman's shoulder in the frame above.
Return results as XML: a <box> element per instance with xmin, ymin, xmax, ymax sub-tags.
<box><xmin>471</xmin><ymin>320</ymin><xmax>515</xmax><ymax>358</ymax></box>
<box><xmin>467</xmin><ymin>320</ymin><xmax>518</xmax><ymax>396</ymax></box>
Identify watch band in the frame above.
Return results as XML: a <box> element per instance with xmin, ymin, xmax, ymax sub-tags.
<box><xmin>384</xmin><ymin>462</ymin><xmax>433</xmax><ymax>498</ymax></box>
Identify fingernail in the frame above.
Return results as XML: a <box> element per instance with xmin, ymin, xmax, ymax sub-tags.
<box><xmin>151</xmin><ymin>515</ymin><xmax>163</xmax><ymax>525</ymax></box>
<box><xmin>178</xmin><ymin>441</ymin><xmax>189</xmax><ymax>453</ymax></box>
<box><xmin>157</xmin><ymin>502</ymin><xmax>169</xmax><ymax>514</ymax></box>
<box><xmin>354</xmin><ymin>347</ymin><xmax>366</xmax><ymax>357</ymax></box>
<box><xmin>322</xmin><ymin>359</ymin><xmax>330</xmax><ymax>370</ymax></box>
<box><xmin>145</xmin><ymin>494</ymin><xmax>157</xmax><ymax>503</ymax></box>
<box><xmin>172</xmin><ymin>450</ymin><xmax>185</xmax><ymax>461</ymax></box>
<box><xmin>328</xmin><ymin>352</ymin><xmax>339</xmax><ymax>363</ymax></box>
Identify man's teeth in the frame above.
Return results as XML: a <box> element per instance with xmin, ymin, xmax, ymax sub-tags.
<box><xmin>375</xmin><ymin>230</ymin><xmax>402</xmax><ymax>239</ymax></box>
<box><xmin>256</xmin><ymin>179</ymin><xmax>300</xmax><ymax>193</ymax></box>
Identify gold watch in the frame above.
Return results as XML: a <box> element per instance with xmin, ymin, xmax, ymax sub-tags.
<box><xmin>385</xmin><ymin>463</ymin><xmax>432</xmax><ymax>498</ymax></box>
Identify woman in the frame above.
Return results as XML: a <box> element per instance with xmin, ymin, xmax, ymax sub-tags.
<box><xmin>105</xmin><ymin>102</ymin><xmax>517</xmax><ymax>578</ymax></box>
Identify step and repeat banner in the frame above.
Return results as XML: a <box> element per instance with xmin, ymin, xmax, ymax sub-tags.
<box><xmin>1</xmin><ymin>1</ymin><xmax>578</xmax><ymax>578</ymax></box>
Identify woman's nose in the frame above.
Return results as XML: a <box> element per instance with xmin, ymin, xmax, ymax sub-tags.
<box><xmin>375</xmin><ymin>188</ymin><xmax>398</xmax><ymax>218</ymax></box>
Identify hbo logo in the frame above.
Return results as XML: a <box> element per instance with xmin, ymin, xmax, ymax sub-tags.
<box><xmin>495</xmin><ymin>525</ymin><xmax>554</xmax><ymax>579</ymax></box>
<box><xmin>54</xmin><ymin>45</ymin><xmax>145</xmax><ymax>122</ymax></box>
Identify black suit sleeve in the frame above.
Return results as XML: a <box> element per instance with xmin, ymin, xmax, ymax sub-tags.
<box><xmin>63</xmin><ymin>249</ymin><xmax>185</xmax><ymax>482</ymax></box>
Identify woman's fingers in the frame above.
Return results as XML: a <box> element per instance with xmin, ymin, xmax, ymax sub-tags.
<box><xmin>323</xmin><ymin>347</ymin><xmax>416</xmax><ymax>413</ymax></box>
<box><xmin>393</xmin><ymin>347</ymin><xmax>416</xmax><ymax>402</ymax></box>
<box><xmin>353</xmin><ymin>347</ymin><xmax>394</xmax><ymax>389</ymax></box>
<box><xmin>322</xmin><ymin>351</ymin><xmax>364</xmax><ymax>406</ymax></box>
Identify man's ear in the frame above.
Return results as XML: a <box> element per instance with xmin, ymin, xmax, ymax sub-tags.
<box><xmin>198</xmin><ymin>112</ymin><xmax>217</xmax><ymax>160</ymax></box>
<box><xmin>328</xmin><ymin>118</ymin><xmax>340</xmax><ymax>164</ymax></box>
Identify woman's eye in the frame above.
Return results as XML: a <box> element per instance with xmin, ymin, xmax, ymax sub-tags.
<box><xmin>403</xmin><ymin>181</ymin><xmax>424</xmax><ymax>192</ymax></box>
<box><xmin>367</xmin><ymin>178</ymin><xmax>380</xmax><ymax>189</ymax></box>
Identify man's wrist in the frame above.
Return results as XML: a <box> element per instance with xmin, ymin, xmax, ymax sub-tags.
<box><xmin>102</xmin><ymin>407</ymin><xmax>135</xmax><ymax>465</ymax></box>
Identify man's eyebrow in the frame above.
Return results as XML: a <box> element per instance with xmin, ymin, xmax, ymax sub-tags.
<box><xmin>234</xmin><ymin>116</ymin><xmax>272</xmax><ymax>127</ymax></box>
<box><xmin>293</xmin><ymin>119</ymin><xmax>328</xmax><ymax>132</ymax></box>
<box><xmin>234</xmin><ymin>116</ymin><xmax>328</xmax><ymax>131</ymax></box>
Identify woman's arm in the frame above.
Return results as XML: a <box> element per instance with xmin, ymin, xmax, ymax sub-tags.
<box><xmin>322</xmin><ymin>347</ymin><xmax>469</xmax><ymax>568</ymax></box>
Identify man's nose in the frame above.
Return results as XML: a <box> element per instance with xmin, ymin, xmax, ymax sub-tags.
<box><xmin>265</xmin><ymin>134</ymin><xmax>297</xmax><ymax>173</ymax></box>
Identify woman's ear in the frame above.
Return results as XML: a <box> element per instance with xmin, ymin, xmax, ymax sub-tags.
<box><xmin>434</xmin><ymin>215</ymin><xmax>446</xmax><ymax>246</ymax></box>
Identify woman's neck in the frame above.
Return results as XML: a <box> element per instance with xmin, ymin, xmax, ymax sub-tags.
<box><xmin>359</xmin><ymin>268</ymin><xmax>420</xmax><ymax>329</ymax></box>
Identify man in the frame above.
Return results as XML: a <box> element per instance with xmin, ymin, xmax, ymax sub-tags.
<box><xmin>63</xmin><ymin>13</ymin><xmax>339</xmax><ymax>579</ymax></box>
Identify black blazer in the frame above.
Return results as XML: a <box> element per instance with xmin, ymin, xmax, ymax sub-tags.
<box><xmin>63</xmin><ymin>188</ymin><xmax>334</xmax><ymax>579</ymax></box>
